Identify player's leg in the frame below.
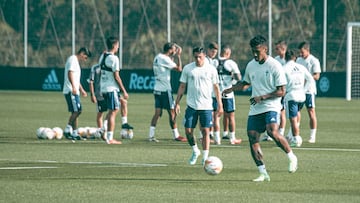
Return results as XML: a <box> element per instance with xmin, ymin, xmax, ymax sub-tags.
<box><xmin>199</xmin><ymin>110</ymin><xmax>213</xmax><ymax>165</ymax></box>
<box><xmin>120</xmin><ymin>97</ymin><xmax>134</xmax><ymax>129</ymax></box>
<box><xmin>104</xmin><ymin>91</ymin><xmax>121</xmax><ymax>144</ymax></box>
<box><xmin>184</xmin><ymin>107</ymin><xmax>201</xmax><ymax>165</ymax></box>
<box><xmin>64</xmin><ymin>93</ymin><xmax>82</xmax><ymax>140</ymax></box>
<box><xmin>265</xmin><ymin>111</ymin><xmax>297</xmax><ymax>173</ymax></box>
<box><xmin>305</xmin><ymin>93</ymin><xmax>317</xmax><ymax>143</ymax></box>
<box><xmin>225</xmin><ymin>98</ymin><xmax>241</xmax><ymax>144</ymax></box>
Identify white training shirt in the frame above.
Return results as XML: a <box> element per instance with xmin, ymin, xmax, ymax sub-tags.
<box><xmin>180</xmin><ymin>62</ymin><xmax>219</xmax><ymax>110</ymax></box>
<box><xmin>99</xmin><ymin>52</ymin><xmax>121</xmax><ymax>93</ymax></box>
<box><xmin>274</xmin><ymin>55</ymin><xmax>286</xmax><ymax>66</ymax></box>
<box><xmin>243</xmin><ymin>56</ymin><xmax>287</xmax><ymax>116</ymax></box>
<box><xmin>284</xmin><ymin>60</ymin><xmax>316</xmax><ymax>103</ymax></box>
<box><xmin>63</xmin><ymin>55</ymin><xmax>81</xmax><ymax>95</ymax></box>
<box><xmin>296</xmin><ymin>54</ymin><xmax>321</xmax><ymax>94</ymax></box>
<box><xmin>213</xmin><ymin>57</ymin><xmax>241</xmax><ymax>98</ymax></box>
<box><xmin>153</xmin><ymin>53</ymin><xmax>177</xmax><ymax>91</ymax></box>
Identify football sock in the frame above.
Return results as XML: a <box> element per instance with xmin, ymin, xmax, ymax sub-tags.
<box><xmin>172</xmin><ymin>128</ymin><xmax>179</xmax><ymax>139</ymax></box>
<box><xmin>214</xmin><ymin>131</ymin><xmax>220</xmax><ymax>143</ymax></box>
<box><xmin>103</xmin><ymin>120</ymin><xmax>108</xmax><ymax>131</ymax></box>
<box><xmin>258</xmin><ymin>165</ymin><xmax>267</xmax><ymax>174</ymax></box>
<box><xmin>107</xmin><ymin>131</ymin><xmax>114</xmax><ymax>141</ymax></box>
<box><xmin>65</xmin><ymin>124</ymin><xmax>73</xmax><ymax>133</ymax></box>
<box><xmin>203</xmin><ymin>150</ymin><xmax>209</xmax><ymax>161</ymax></box>
<box><xmin>122</xmin><ymin>116</ymin><xmax>127</xmax><ymax>125</ymax></box>
<box><xmin>229</xmin><ymin>131</ymin><xmax>235</xmax><ymax>140</ymax></box>
<box><xmin>192</xmin><ymin>145</ymin><xmax>200</xmax><ymax>152</ymax></box>
<box><xmin>72</xmin><ymin>129</ymin><xmax>78</xmax><ymax>136</ymax></box>
<box><xmin>149</xmin><ymin>126</ymin><xmax>156</xmax><ymax>138</ymax></box>
<box><xmin>287</xmin><ymin>150</ymin><xmax>296</xmax><ymax>160</ymax></box>
<box><xmin>223</xmin><ymin>131</ymin><xmax>228</xmax><ymax>138</ymax></box>
<box><xmin>310</xmin><ymin>129</ymin><xmax>317</xmax><ymax>138</ymax></box>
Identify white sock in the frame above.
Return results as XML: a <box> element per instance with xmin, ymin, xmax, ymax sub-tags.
<box><xmin>287</xmin><ymin>150</ymin><xmax>296</xmax><ymax>160</ymax></box>
<box><xmin>103</xmin><ymin>120</ymin><xmax>108</xmax><ymax>131</ymax></box>
<box><xmin>229</xmin><ymin>131</ymin><xmax>236</xmax><ymax>140</ymax></box>
<box><xmin>223</xmin><ymin>131</ymin><xmax>228</xmax><ymax>138</ymax></box>
<box><xmin>172</xmin><ymin>128</ymin><xmax>179</xmax><ymax>139</ymax></box>
<box><xmin>107</xmin><ymin>131</ymin><xmax>114</xmax><ymax>141</ymax></box>
<box><xmin>149</xmin><ymin>126</ymin><xmax>156</xmax><ymax>138</ymax></box>
<box><xmin>199</xmin><ymin>131</ymin><xmax>203</xmax><ymax>139</ymax></box>
<box><xmin>258</xmin><ymin>165</ymin><xmax>268</xmax><ymax>174</ymax></box>
<box><xmin>72</xmin><ymin>129</ymin><xmax>78</xmax><ymax>136</ymax></box>
<box><xmin>122</xmin><ymin>117</ymin><xmax>127</xmax><ymax>124</ymax></box>
<box><xmin>310</xmin><ymin>129</ymin><xmax>317</xmax><ymax>138</ymax></box>
<box><xmin>192</xmin><ymin>145</ymin><xmax>200</xmax><ymax>153</ymax></box>
<box><xmin>203</xmin><ymin>150</ymin><xmax>209</xmax><ymax>161</ymax></box>
<box><xmin>279</xmin><ymin>128</ymin><xmax>285</xmax><ymax>136</ymax></box>
<box><xmin>214</xmin><ymin>131</ymin><xmax>220</xmax><ymax>143</ymax></box>
<box><xmin>65</xmin><ymin>124</ymin><xmax>73</xmax><ymax>133</ymax></box>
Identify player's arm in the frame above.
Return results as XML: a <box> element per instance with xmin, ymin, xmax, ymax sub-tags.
<box><xmin>68</xmin><ymin>70</ymin><xmax>77</xmax><ymax>95</ymax></box>
<box><xmin>250</xmin><ymin>85</ymin><xmax>286</xmax><ymax>105</ymax></box>
<box><xmin>114</xmin><ymin>71</ymin><xmax>128</xmax><ymax>99</ymax></box>
<box><xmin>222</xmin><ymin>80</ymin><xmax>250</xmax><ymax>96</ymax></box>
<box><xmin>89</xmin><ymin>80</ymin><xmax>96</xmax><ymax>103</ymax></box>
<box><xmin>173</xmin><ymin>44</ymin><xmax>182</xmax><ymax>72</ymax></box>
<box><xmin>213</xmin><ymin>83</ymin><xmax>223</xmax><ymax>117</ymax></box>
<box><xmin>174</xmin><ymin>82</ymin><xmax>186</xmax><ymax>115</ymax></box>
<box><xmin>79</xmin><ymin>83</ymin><xmax>87</xmax><ymax>97</ymax></box>
<box><xmin>312</xmin><ymin>72</ymin><xmax>320</xmax><ymax>81</ymax></box>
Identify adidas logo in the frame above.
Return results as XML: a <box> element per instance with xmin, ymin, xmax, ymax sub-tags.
<box><xmin>42</xmin><ymin>69</ymin><xmax>61</xmax><ymax>90</ymax></box>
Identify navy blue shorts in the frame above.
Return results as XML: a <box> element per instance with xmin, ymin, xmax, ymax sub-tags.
<box><xmin>154</xmin><ymin>90</ymin><xmax>174</xmax><ymax>110</ymax></box>
<box><xmin>212</xmin><ymin>97</ymin><xmax>235</xmax><ymax>113</ymax></box>
<box><xmin>64</xmin><ymin>93</ymin><xmax>82</xmax><ymax>113</ymax></box>
<box><xmin>183</xmin><ymin>106</ymin><xmax>213</xmax><ymax>128</ymax></box>
<box><xmin>247</xmin><ymin>111</ymin><xmax>279</xmax><ymax>133</ymax></box>
<box><xmin>96</xmin><ymin>99</ymin><xmax>108</xmax><ymax>113</ymax></box>
<box><xmin>286</xmin><ymin>100</ymin><xmax>303</xmax><ymax>118</ymax></box>
<box><xmin>102</xmin><ymin>91</ymin><xmax>120</xmax><ymax>110</ymax></box>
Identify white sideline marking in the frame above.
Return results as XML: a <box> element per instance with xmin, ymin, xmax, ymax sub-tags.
<box><xmin>0</xmin><ymin>166</ymin><xmax>58</xmax><ymax>170</ymax></box>
<box><xmin>296</xmin><ymin>147</ymin><xmax>360</xmax><ymax>152</ymax></box>
<box><xmin>0</xmin><ymin>159</ymin><xmax>167</xmax><ymax>168</ymax></box>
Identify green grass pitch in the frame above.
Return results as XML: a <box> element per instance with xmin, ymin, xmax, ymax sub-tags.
<box><xmin>0</xmin><ymin>90</ymin><xmax>359</xmax><ymax>203</ymax></box>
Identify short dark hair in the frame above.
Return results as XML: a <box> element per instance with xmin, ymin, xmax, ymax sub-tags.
<box><xmin>298</xmin><ymin>41</ymin><xmax>310</xmax><ymax>50</ymax></box>
<box><xmin>192</xmin><ymin>47</ymin><xmax>205</xmax><ymax>54</ymax></box>
<box><xmin>275</xmin><ymin>40</ymin><xmax>287</xmax><ymax>47</ymax></box>
<box><xmin>208</xmin><ymin>42</ymin><xmax>218</xmax><ymax>50</ymax></box>
<box><xmin>106</xmin><ymin>36</ymin><xmax>119</xmax><ymax>50</ymax></box>
<box><xmin>163</xmin><ymin>42</ymin><xmax>175</xmax><ymax>52</ymax></box>
<box><xmin>77</xmin><ymin>47</ymin><xmax>92</xmax><ymax>57</ymax></box>
<box><xmin>250</xmin><ymin>35</ymin><xmax>267</xmax><ymax>48</ymax></box>
<box><xmin>285</xmin><ymin>49</ymin><xmax>297</xmax><ymax>61</ymax></box>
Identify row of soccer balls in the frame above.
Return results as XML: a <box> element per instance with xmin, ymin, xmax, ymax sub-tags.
<box><xmin>36</xmin><ymin>127</ymin><xmax>134</xmax><ymax>140</ymax></box>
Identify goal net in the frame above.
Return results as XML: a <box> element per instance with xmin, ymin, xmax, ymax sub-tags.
<box><xmin>346</xmin><ymin>22</ymin><xmax>360</xmax><ymax>100</ymax></box>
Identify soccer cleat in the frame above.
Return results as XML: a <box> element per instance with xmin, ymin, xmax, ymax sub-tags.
<box><xmin>174</xmin><ymin>135</ymin><xmax>187</xmax><ymax>142</ymax></box>
<box><xmin>107</xmin><ymin>139</ymin><xmax>122</xmax><ymax>144</ymax></box>
<box><xmin>288</xmin><ymin>155</ymin><xmax>298</xmax><ymax>173</ymax></box>
<box><xmin>252</xmin><ymin>173</ymin><xmax>271</xmax><ymax>182</ymax></box>
<box><xmin>260</xmin><ymin>134</ymin><xmax>273</xmax><ymax>141</ymax></box>
<box><xmin>149</xmin><ymin>137</ymin><xmax>159</xmax><ymax>142</ymax></box>
<box><xmin>230</xmin><ymin>138</ymin><xmax>242</xmax><ymax>145</ymax></box>
<box><xmin>71</xmin><ymin>134</ymin><xmax>82</xmax><ymax>140</ymax></box>
<box><xmin>64</xmin><ymin>132</ymin><xmax>72</xmax><ymax>140</ymax></box>
<box><xmin>188</xmin><ymin>150</ymin><xmax>201</xmax><ymax>165</ymax></box>
<box><xmin>290</xmin><ymin>136</ymin><xmax>302</xmax><ymax>147</ymax></box>
<box><xmin>222</xmin><ymin>136</ymin><xmax>229</xmax><ymax>140</ymax></box>
<box><xmin>308</xmin><ymin>136</ymin><xmax>316</xmax><ymax>143</ymax></box>
<box><xmin>122</xmin><ymin>123</ymin><xmax>134</xmax><ymax>130</ymax></box>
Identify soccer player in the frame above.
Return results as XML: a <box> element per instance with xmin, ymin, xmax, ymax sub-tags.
<box><xmin>284</xmin><ymin>50</ymin><xmax>316</xmax><ymax>147</ymax></box>
<box><xmin>63</xmin><ymin>47</ymin><xmax>92</xmax><ymax>140</ymax></box>
<box><xmin>148</xmin><ymin>42</ymin><xmax>187</xmax><ymax>142</ymax></box>
<box><xmin>88</xmin><ymin>63</ymin><xmax>107</xmax><ymax>140</ymax></box>
<box><xmin>296</xmin><ymin>41</ymin><xmax>321</xmax><ymax>143</ymax></box>
<box><xmin>212</xmin><ymin>44</ymin><xmax>242</xmax><ymax>145</ymax></box>
<box><xmin>223</xmin><ymin>35</ymin><xmax>298</xmax><ymax>182</ymax></box>
<box><xmin>261</xmin><ymin>40</ymin><xmax>288</xmax><ymax>142</ymax></box>
<box><xmin>175</xmin><ymin>46</ymin><xmax>223</xmax><ymax>166</ymax></box>
<box><xmin>100</xmin><ymin>36</ymin><xmax>128</xmax><ymax>144</ymax></box>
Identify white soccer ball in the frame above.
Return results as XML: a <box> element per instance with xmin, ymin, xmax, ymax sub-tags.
<box><xmin>204</xmin><ymin>156</ymin><xmax>223</xmax><ymax>175</ymax></box>
<box><xmin>42</xmin><ymin>127</ymin><xmax>55</xmax><ymax>140</ymax></box>
<box><xmin>36</xmin><ymin>127</ymin><xmax>47</xmax><ymax>139</ymax></box>
<box><xmin>120</xmin><ymin>129</ymin><xmax>134</xmax><ymax>139</ymax></box>
<box><xmin>52</xmin><ymin>127</ymin><xmax>63</xmax><ymax>140</ymax></box>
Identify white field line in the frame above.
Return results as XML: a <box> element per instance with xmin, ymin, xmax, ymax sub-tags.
<box><xmin>0</xmin><ymin>159</ymin><xmax>167</xmax><ymax>170</ymax></box>
<box><xmin>0</xmin><ymin>166</ymin><xmax>58</xmax><ymax>170</ymax></box>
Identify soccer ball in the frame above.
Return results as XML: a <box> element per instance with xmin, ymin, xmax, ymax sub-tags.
<box><xmin>42</xmin><ymin>127</ymin><xmax>55</xmax><ymax>140</ymax></box>
<box><xmin>36</xmin><ymin>127</ymin><xmax>47</xmax><ymax>139</ymax></box>
<box><xmin>120</xmin><ymin>129</ymin><xmax>134</xmax><ymax>139</ymax></box>
<box><xmin>52</xmin><ymin>127</ymin><xmax>63</xmax><ymax>140</ymax></box>
<box><xmin>203</xmin><ymin>156</ymin><xmax>223</xmax><ymax>175</ymax></box>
